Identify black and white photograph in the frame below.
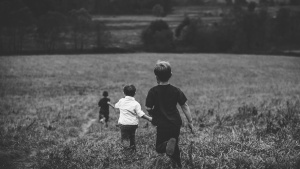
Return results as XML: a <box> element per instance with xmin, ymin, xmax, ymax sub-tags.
<box><xmin>1</xmin><ymin>0</ymin><xmax>300</xmax><ymax>168</ymax></box>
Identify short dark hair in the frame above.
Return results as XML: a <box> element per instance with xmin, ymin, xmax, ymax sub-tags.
<box><xmin>102</xmin><ymin>91</ymin><xmax>108</xmax><ymax>97</ymax></box>
<box><xmin>123</xmin><ymin>84</ymin><xmax>136</xmax><ymax>97</ymax></box>
<box><xmin>154</xmin><ymin>60</ymin><xmax>172</xmax><ymax>82</ymax></box>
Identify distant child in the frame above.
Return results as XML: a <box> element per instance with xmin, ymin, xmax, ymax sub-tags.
<box><xmin>98</xmin><ymin>91</ymin><xmax>114</xmax><ymax>127</ymax></box>
<box><xmin>115</xmin><ymin>84</ymin><xmax>152</xmax><ymax>151</ymax></box>
<box><xmin>145</xmin><ymin>60</ymin><xmax>195</xmax><ymax>168</ymax></box>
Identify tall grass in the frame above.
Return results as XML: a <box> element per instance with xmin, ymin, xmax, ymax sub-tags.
<box><xmin>0</xmin><ymin>53</ymin><xmax>300</xmax><ymax>168</ymax></box>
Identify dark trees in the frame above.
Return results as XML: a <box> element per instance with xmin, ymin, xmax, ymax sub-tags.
<box><xmin>141</xmin><ymin>20</ymin><xmax>174</xmax><ymax>52</ymax></box>
<box><xmin>37</xmin><ymin>11</ymin><xmax>67</xmax><ymax>52</ymax></box>
<box><xmin>0</xmin><ymin>0</ymin><xmax>35</xmax><ymax>53</ymax></box>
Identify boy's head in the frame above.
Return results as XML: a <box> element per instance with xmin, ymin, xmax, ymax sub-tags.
<box><xmin>123</xmin><ymin>84</ymin><xmax>136</xmax><ymax>97</ymax></box>
<box><xmin>102</xmin><ymin>91</ymin><xmax>108</xmax><ymax>97</ymax></box>
<box><xmin>154</xmin><ymin>60</ymin><xmax>172</xmax><ymax>82</ymax></box>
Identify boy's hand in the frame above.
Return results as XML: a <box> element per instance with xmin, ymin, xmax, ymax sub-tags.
<box><xmin>188</xmin><ymin>122</ymin><xmax>195</xmax><ymax>135</ymax></box>
<box><xmin>149</xmin><ymin>117</ymin><xmax>152</xmax><ymax>122</ymax></box>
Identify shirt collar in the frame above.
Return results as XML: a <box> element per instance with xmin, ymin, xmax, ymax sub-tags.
<box><xmin>125</xmin><ymin>96</ymin><xmax>135</xmax><ymax>100</ymax></box>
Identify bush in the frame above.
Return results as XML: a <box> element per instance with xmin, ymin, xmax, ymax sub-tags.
<box><xmin>175</xmin><ymin>16</ymin><xmax>191</xmax><ymax>40</ymax></box>
<box><xmin>174</xmin><ymin>5</ymin><xmax>282</xmax><ymax>53</ymax></box>
<box><xmin>92</xmin><ymin>20</ymin><xmax>111</xmax><ymax>50</ymax></box>
<box><xmin>175</xmin><ymin>17</ymin><xmax>220</xmax><ymax>52</ymax></box>
<box><xmin>141</xmin><ymin>20</ymin><xmax>174</xmax><ymax>52</ymax></box>
<box><xmin>152</xmin><ymin>4</ymin><xmax>164</xmax><ymax>17</ymax></box>
<box><xmin>247</xmin><ymin>1</ymin><xmax>257</xmax><ymax>12</ymax></box>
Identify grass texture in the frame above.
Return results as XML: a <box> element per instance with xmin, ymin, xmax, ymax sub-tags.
<box><xmin>0</xmin><ymin>53</ymin><xmax>300</xmax><ymax>168</ymax></box>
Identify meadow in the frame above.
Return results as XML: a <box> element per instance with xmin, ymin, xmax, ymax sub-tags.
<box><xmin>0</xmin><ymin>53</ymin><xmax>300</xmax><ymax>168</ymax></box>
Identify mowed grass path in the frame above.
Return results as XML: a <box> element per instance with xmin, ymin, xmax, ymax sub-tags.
<box><xmin>0</xmin><ymin>53</ymin><xmax>300</xmax><ymax>168</ymax></box>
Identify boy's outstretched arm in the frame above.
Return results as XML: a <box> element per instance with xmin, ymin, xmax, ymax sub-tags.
<box><xmin>145</xmin><ymin>106</ymin><xmax>154</xmax><ymax>116</ymax></box>
<box><xmin>180</xmin><ymin>102</ymin><xmax>195</xmax><ymax>134</ymax></box>
<box><xmin>141</xmin><ymin>114</ymin><xmax>152</xmax><ymax>122</ymax></box>
<box><xmin>108</xmin><ymin>101</ymin><xmax>115</xmax><ymax>108</ymax></box>
<box><xmin>108</xmin><ymin>101</ymin><xmax>117</xmax><ymax>113</ymax></box>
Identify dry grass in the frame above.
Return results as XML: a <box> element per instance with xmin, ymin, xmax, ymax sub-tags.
<box><xmin>0</xmin><ymin>53</ymin><xmax>300</xmax><ymax>168</ymax></box>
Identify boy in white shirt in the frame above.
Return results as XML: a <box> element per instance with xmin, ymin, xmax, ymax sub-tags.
<box><xmin>115</xmin><ymin>84</ymin><xmax>152</xmax><ymax>151</ymax></box>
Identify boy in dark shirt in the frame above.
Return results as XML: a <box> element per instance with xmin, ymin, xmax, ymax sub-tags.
<box><xmin>98</xmin><ymin>91</ymin><xmax>114</xmax><ymax>127</ymax></box>
<box><xmin>145</xmin><ymin>60</ymin><xmax>195</xmax><ymax>168</ymax></box>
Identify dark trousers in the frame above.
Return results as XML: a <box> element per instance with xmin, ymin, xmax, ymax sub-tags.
<box><xmin>99</xmin><ymin>110</ymin><xmax>109</xmax><ymax>123</ymax></box>
<box><xmin>120</xmin><ymin>125</ymin><xmax>138</xmax><ymax>150</ymax></box>
<box><xmin>156</xmin><ymin>125</ymin><xmax>181</xmax><ymax>167</ymax></box>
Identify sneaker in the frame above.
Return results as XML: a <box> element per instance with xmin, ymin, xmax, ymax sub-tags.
<box><xmin>99</xmin><ymin>118</ymin><xmax>105</xmax><ymax>123</ymax></box>
<box><xmin>166</xmin><ymin>138</ymin><xmax>176</xmax><ymax>156</ymax></box>
<box><xmin>171</xmin><ymin>158</ymin><xmax>182</xmax><ymax>169</ymax></box>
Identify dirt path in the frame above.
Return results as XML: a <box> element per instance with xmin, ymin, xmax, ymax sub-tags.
<box><xmin>64</xmin><ymin>107</ymin><xmax>99</xmax><ymax>144</ymax></box>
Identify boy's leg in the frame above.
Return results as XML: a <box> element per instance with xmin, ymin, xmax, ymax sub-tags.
<box><xmin>156</xmin><ymin>126</ymin><xmax>181</xmax><ymax>167</ymax></box>
<box><xmin>104</xmin><ymin>112</ymin><xmax>109</xmax><ymax>123</ymax></box>
<box><xmin>156</xmin><ymin>126</ymin><xmax>180</xmax><ymax>153</ymax></box>
<box><xmin>104</xmin><ymin>112</ymin><xmax>109</xmax><ymax>127</ymax></box>
<box><xmin>99</xmin><ymin>112</ymin><xmax>104</xmax><ymax>122</ymax></box>
<box><xmin>171</xmin><ymin>144</ymin><xmax>181</xmax><ymax>168</ymax></box>
<box><xmin>121</xmin><ymin>125</ymin><xmax>138</xmax><ymax>150</ymax></box>
<box><xmin>128</xmin><ymin>125</ymin><xmax>138</xmax><ymax>151</ymax></box>
<box><xmin>120</xmin><ymin>125</ymin><xmax>130</xmax><ymax>147</ymax></box>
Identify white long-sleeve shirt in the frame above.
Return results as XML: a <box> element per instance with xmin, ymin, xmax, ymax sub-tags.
<box><xmin>115</xmin><ymin>96</ymin><xmax>145</xmax><ymax>125</ymax></box>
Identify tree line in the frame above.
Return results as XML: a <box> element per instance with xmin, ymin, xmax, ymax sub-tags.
<box><xmin>0</xmin><ymin>0</ymin><xmax>112</xmax><ymax>54</ymax></box>
<box><xmin>0</xmin><ymin>0</ymin><xmax>175</xmax><ymax>54</ymax></box>
<box><xmin>21</xmin><ymin>0</ymin><xmax>172</xmax><ymax>16</ymax></box>
<box><xmin>1</xmin><ymin>0</ymin><xmax>299</xmax><ymax>55</ymax></box>
<box><xmin>142</xmin><ymin>3</ymin><xmax>300</xmax><ymax>53</ymax></box>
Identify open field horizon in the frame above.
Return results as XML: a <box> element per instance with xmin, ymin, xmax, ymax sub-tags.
<box><xmin>1</xmin><ymin>53</ymin><xmax>300</xmax><ymax>168</ymax></box>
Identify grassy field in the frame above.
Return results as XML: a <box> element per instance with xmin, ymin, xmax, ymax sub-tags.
<box><xmin>1</xmin><ymin>53</ymin><xmax>300</xmax><ymax>168</ymax></box>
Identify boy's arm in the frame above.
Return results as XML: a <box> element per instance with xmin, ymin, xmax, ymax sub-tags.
<box><xmin>109</xmin><ymin>101</ymin><xmax>118</xmax><ymax>113</ymax></box>
<box><xmin>141</xmin><ymin>114</ymin><xmax>152</xmax><ymax>122</ymax></box>
<box><xmin>145</xmin><ymin>106</ymin><xmax>154</xmax><ymax>116</ymax></box>
<box><xmin>135</xmin><ymin>103</ymin><xmax>152</xmax><ymax>122</ymax></box>
<box><xmin>180</xmin><ymin>102</ymin><xmax>195</xmax><ymax>134</ymax></box>
<box><xmin>107</xmin><ymin>101</ymin><xmax>115</xmax><ymax>108</ymax></box>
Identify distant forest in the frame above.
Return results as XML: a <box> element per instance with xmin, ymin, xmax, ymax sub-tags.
<box><xmin>16</xmin><ymin>0</ymin><xmax>300</xmax><ymax>16</ymax></box>
<box><xmin>0</xmin><ymin>0</ymin><xmax>299</xmax><ymax>55</ymax></box>
<box><xmin>20</xmin><ymin>0</ymin><xmax>173</xmax><ymax>16</ymax></box>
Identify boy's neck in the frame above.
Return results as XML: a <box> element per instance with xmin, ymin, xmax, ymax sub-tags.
<box><xmin>125</xmin><ymin>95</ymin><xmax>135</xmax><ymax>98</ymax></box>
<box><xmin>158</xmin><ymin>81</ymin><xmax>169</xmax><ymax>85</ymax></box>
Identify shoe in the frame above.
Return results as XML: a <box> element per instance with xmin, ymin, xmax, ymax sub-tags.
<box><xmin>171</xmin><ymin>158</ymin><xmax>182</xmax><ymax>169</ymax></box>
<box><xmin>166</xmin><ymin>138</ymin><xmax>176</xmax><ymax>156</ymax></box>
<box><xmin>99</xmin><ymin>119</ymin><xmax>105</xmax><ymax>123</ymax></box>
